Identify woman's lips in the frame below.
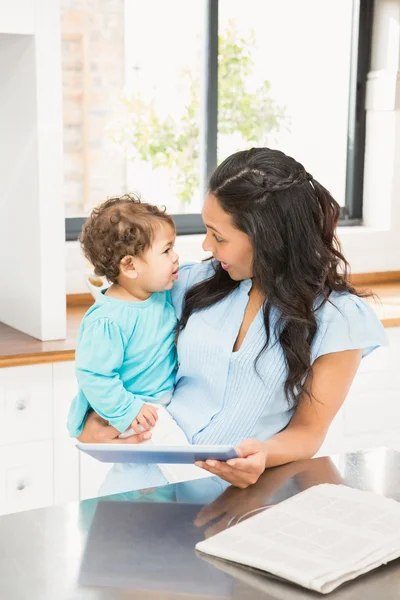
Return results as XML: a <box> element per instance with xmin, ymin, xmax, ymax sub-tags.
<box><xmin>220</xmin><ymin>262</ymin><xmax>229</xmax><ymax>270</ymax></box>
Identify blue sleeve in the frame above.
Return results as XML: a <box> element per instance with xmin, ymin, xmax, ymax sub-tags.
<box><xmin>312</xmin><ymin>294</ymin><xmax>388</xmax><ymax>362</ymax></box>
<box><xmin>75</xmin><ymin>318</ymin><xmax>145</xmax><ymax>433</ymax></box>
<box><xmin>170</xmin><ymin>263</ymin><xmax>196</xmax><ymax>319</ymax></box>
<box><xmin>170</xmin><ymin>260</ymin><xmax>216</xmax><ymax>319</ymax></box>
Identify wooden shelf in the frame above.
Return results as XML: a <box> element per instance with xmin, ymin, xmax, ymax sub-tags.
<box><xmin>0</xmin><ymin>304</ymin><xmax>89</xmax><ymax>368</ymax></box>
<box><xmin>360</xmin><ymin>281</ymin><xmax>400</xmax><ymax>328</ymax></box>
<box><xmin>1</xmin><ymin>281</ymin><xmax>400</xmax><ymax>368</ymax></box>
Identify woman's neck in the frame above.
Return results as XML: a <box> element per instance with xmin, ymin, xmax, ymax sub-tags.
<box><xmin>249</xmin><ymin>282</ymin><xmax>266</xmax><ymax>302</ymax></box>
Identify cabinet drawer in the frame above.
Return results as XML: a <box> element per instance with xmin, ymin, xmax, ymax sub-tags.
<box><xmin>79</xmin><ymin>452</ymin><xmax>112</xmax><ymax>500</ymax></box>
<box><xmin>53</xmin><ymin>361</ymin><xmax>77</xmax><ymax>437</ymax></box>
<box><xmin>0</xmin><ymin>364</ymin><xmax>53</xmax><ymax>445</ymax></box>
<box><xmin>53</xmin><ymin>362</ymin><xmax>79</xmax><ymax>504</ymax></box>
<box><xmin>0</xmin><ymin>440</ymin><xmax>53</xmax><ymax>515</ymax></box>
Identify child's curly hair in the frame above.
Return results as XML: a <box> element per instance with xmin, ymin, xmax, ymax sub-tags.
<box><xmin>81</xmin><ymin>193</ymin><xmax>175</xmax><ymax>283</ymax></box>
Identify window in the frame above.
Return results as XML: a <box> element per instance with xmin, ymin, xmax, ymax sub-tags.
<box><xmin>218</xmin><ymin>0</ymin><xmax>352</xmax><ymax>207</ymax></box>
<box><xmin>122</xmin><ymin>0</ymin><xmax>203</xmax><ymax>216</ymax></box>
<box><xmin>64</xmin><ymin>0</ymin><xmax>373</xmax><ymax>241</ymax></box>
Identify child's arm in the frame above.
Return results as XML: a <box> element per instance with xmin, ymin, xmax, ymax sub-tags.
<box><xmin>131</xmin><ymin>404</ymin><xmax>159</xmax><ymax>434</ymax></box>
<box><xmin>76</xmin><ymin>318</ymin><xmax>152</xmax><ymax>434</ymax></box>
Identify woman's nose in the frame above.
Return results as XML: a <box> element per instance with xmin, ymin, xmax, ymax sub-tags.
<box><xmin>202</xmin><ymin>234</ymin><xmax>212</xmax><ymax>253</ymax></box>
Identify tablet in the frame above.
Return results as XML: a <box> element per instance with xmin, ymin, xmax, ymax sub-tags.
<box><xmin>76</xmin><ymin>443</ymin><xmax>239</xmax><ymax>464</ymax></box>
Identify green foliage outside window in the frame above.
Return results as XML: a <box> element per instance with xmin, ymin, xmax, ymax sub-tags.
<box><xmin>108</xmin><ymin>25</ymin><xmax>287</xmax><ymax>204</ymax></box>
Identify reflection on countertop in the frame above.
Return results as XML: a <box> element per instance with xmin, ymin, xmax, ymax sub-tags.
<box><xmin>1</xmin><ymin>447</ymin><xmax>400</xmax><ymax>599</ymax></box>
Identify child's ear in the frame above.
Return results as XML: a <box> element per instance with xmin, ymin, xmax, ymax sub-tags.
<box><xmin>119</xmin><ymin>255</ymin><xmax>138</xmax><ymax>279</ymax></box>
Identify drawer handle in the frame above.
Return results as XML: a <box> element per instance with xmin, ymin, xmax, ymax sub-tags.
<box><xmin>16</xmin><ymin>479</ymin><xmax>27</xmax><ymax>491</ymax></box>
<box><xmin>16</xmin><ymin>397</ymin><xmax>28</xmax><ymax>411</ymax></box>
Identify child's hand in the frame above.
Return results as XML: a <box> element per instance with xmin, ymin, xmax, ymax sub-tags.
<box><xmin>131</xmin><ymin>404</ymin><xmax>159</xmax><ymax>433</ymax></box>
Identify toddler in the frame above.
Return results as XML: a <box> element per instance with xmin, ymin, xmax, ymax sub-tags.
<box><xmin>67</xmin><ymin>193</ymin><xmax>180</xmax><ymax>439</ymax></box>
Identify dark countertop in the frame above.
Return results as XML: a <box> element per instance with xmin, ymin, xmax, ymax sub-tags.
<box><xmin>1</xmin><ymin>447</ymin><xmax>400</xmax><ymax>599</ymax></box>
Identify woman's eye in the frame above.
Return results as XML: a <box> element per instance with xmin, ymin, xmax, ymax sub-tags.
<box><xmin>213</xmin><ymin>234</ymin><xmax>223</xmax><ymax>243</ymax></box>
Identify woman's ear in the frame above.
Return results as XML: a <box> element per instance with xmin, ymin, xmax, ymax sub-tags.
<box><xmin>119</xmin><ymin>255</ymin><xmax>138</xmax><ymax>279</ymax></box>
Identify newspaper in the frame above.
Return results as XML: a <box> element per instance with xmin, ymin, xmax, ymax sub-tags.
<box><xmin>196</xmin><ymin>483</ymin><xmax>400</xmax><ymax>594</ymax></box>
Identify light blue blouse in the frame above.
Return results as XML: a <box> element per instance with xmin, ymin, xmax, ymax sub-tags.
<box><xmin>97</xmin><ymin>260</ymin><xmax>388</xmax><ymax>494</ymax></box>
<box><xmin>168</xmin><ymin>260</ymin><xmax>388</xmax><ymax>446</ymax></box>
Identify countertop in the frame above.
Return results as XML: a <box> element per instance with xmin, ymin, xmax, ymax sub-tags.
<box><xmin>0</xmin><ymin>303</ymin><xmax>85</xmax><ymax>367</ymax></box>
<box><xmin>1</xmin><ymin>280</ymin><xmax>400</xmax><ymax>368</ymax></box>
<box><xmin>1</xmin><ymin>446</ymin><xmax>400</xmax><ymax>599</ymax></box>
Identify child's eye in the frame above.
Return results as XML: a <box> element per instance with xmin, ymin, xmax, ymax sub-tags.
<box><xmin>164</xmin><ymin>247</ymin><xmax>171</xmax><ymax>254</ymax></box>
<box><xmin>213</xmin><ymin>234</ymin><xmax>223</xmax><ymax>243</ymax></box>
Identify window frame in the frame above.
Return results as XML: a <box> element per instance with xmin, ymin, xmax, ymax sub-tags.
<box><xmin>65</xmin><ymin>0</ymin><xmax>373</xmax><ymax>241</ymax></box>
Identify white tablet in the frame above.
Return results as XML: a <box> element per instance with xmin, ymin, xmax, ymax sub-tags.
<box><xmin>76</xmin><ymin>443</ymin><xmax>239</xmax><ymax>464</ymax></box>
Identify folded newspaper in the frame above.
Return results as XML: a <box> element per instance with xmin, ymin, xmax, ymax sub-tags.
<box><xmin>195</xmin><ymin>483</ymin><xmax>400</xmax><ymax>594</ymax></box>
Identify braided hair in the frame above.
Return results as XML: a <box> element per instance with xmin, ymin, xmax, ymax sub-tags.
<box><xmin>178</xmin><ymin>148</ymin><xmax>370</xmax><ymax>406</ymax></box>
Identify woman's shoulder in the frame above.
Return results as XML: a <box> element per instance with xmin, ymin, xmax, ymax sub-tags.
<box><xmin>178</xmin><ymin>259</ymin><xmax>216</xmax><ymax>286</ymax></box>
<box><xmin>170</xmin><ymin>260</ymin><xmax>217</xmax><ymax>316</ymax></box>
<box><xmin>314</xmin><ymin>291</ymin><xmax>374</xmax><ymax>323</ymax></box>
<box><xmin>312</xmin><ymin>290</ymin><xmax>388</xmax><ymax>360</ymax></box>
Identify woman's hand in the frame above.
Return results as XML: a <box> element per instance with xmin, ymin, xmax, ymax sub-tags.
<box><xmin>77</xmin><ymin>411</ymin><xmax>152</xmax><ymax>444</ymax></box>
<box><xmin>195</xmin><ymin>438</ymin><xmax>268</xmax><ymax>489</ymax></box>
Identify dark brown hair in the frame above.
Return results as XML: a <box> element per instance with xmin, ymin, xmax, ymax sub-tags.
<box><xmin>80</xmin><ymin>193</ymin><xmax>175</xmax><ymax>283</ymax></box>
<box><xmin>178</xmin><ymin>148</ymin><xmax>371</xmax><ymax>406</ymax></box>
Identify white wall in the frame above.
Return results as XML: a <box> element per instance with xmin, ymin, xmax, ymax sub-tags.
<box><xmin>0</xmin><ymin>1</ymin><xmax>66</xmax><ymax>340</ymax></box>
<box><xmin>0</xmin><ymin>0</ymin><xmax>34</xmax><ymax>35</ymax></box>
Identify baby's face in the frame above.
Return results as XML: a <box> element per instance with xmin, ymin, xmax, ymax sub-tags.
<box><xmin>139</xmin><ymin>223</ymin><xmax>179</xmax><ymax>292</ymax></box>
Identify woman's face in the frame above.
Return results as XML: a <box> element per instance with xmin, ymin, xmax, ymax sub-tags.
<box><xmin>201</xmin><ymin>193</ymin><xmax>254</xmax><ymax>281</ymax></box>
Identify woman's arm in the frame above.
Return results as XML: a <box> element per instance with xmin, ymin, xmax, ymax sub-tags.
<box><xmin>195</xmin><ymin>348</ymin><xmax>363</xmax><ymax>487</ymax></box>
<box><xmin>78</xmin><ymin>411</ymin><xmax>152</xmax><ymax>444</ymax></box>
<box><xmin>263</xmin><ymin>348</ymin><xmax>363</xmax><ymax>467</ymax></box>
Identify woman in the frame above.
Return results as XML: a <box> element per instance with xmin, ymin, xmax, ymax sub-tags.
<box><xmin>79</xmin><ymin>147</ymin><xmax>387</xmax><ymax>488</ymax></box>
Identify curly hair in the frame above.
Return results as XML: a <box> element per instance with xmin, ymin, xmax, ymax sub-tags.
<box><xmin>80</xmin><ymin>193</ymin><xmax>175</xmax><ymax>283</ymax></box>
<box><xmin>178</xmin><ymin>148</ymin><xmax>372</xmax><ymax>407</ymax></box>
